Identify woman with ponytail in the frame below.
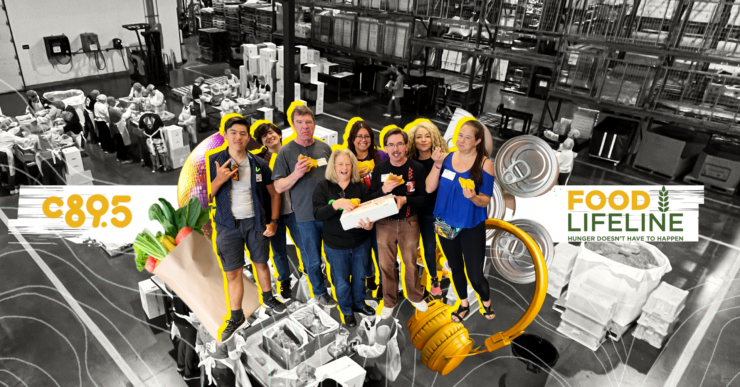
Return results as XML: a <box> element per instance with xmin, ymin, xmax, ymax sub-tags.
<box><xmin>425</xmin><ymin>120</ymin><xmax>496</xmax><ymax>323</ymax></box>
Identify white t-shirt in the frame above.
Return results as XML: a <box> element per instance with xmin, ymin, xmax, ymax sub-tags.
<box><xmin>230</xmin><ymin>157</ymin><xmax>255</xmax><ymax>219</ymax></box>
<box><xmin>556</xmin><ymin>150</ymin><xmax>574</xmax><ymax>173</ymax></box>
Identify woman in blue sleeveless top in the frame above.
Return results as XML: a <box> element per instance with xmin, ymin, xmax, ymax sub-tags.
<box><xmin>426</xmin><ymin>120</ymin><xmax>496</xmax><ymax>323</ymax></box>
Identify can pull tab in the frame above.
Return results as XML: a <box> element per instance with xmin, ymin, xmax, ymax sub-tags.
<box><xmin>498</xmin><ymin>236</ymin><xmax>526</xmax><ymax>260</ymax></box>
<box><xmin>502</xmin><ymin>160</ymin><xmax>531</xmax><ymax>185</ymax></box>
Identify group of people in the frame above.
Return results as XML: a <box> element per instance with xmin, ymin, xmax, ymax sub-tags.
<box><xmin>82</xmin><ymin>85</ymin><xmax>175</xmax><ymax>172</ymax></box>
<box><xmin>209</xmin><ymin>104</ymin><xmax>499</xmax><ymax>347</ymax></box>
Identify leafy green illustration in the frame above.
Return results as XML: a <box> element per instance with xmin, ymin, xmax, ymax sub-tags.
<box><xmin>659</xmin><ymin>186</ymin><xmax>669</xmax><ymax>213</ymax></box>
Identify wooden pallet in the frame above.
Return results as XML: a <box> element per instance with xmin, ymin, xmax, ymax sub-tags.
<box><xmin>683</xmin><ymin>175</ymin><xmax>738</xmax><ymax>196</ymax></box>
<box><xmin>632</xmin><ymin>164</ymin><xmax>676</xmax><ymax>180</ymax></box>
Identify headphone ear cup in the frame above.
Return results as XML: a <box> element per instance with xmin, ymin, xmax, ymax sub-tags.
<box><xmin>407</xmin><ymin>300</ymin><xmax>451</xmax><ymax>350</ymax></box>
<box><xmin>421</xmin><ymin>323</ymin><xmax>473</xmax><ymax>376</ymax></box>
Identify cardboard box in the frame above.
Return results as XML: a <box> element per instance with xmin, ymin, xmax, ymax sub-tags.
<box><xmin>324</xmin><ymin>63</ymin><xmax>339</xmax><ymax>75</ymax></box>
<box><xmin>314</xmin><ymin>125</ymin><xmax>337</xmax><ymax>146</ymax></box>
<box><xmin>289</xmin><ymin>303</ymin><xmax>339</xmax><ymax>354</ymax></box>
<box><xmin>260</xmin><ymin>48</ymin><xmax>277</xmax><ymax>60</ymax></box>
<box><xmin>243</xmin><ymin>43</ymin><xmax>259</xmax><ymax>58</ymax></box>
<box><xmin>262</xmin><ymin>319</ymin><xmax>313</xmax><ymax>370</ymax></box>
<box><xmin>139</xmin><ymin>278</ymin><xmax>165</xmax><ymax>319</ymax></box>
<box><xmin>312</xmin><ymin>81</ymin><xmax>325</xmax><ymax>100</ymax></box>
<box><xmin>264</xmin><ymin>42</ymin><xmax>276</xmax><ymax>50</ymax></box>
<box><xmin>340</xmin><ymin>195</ymin><xmax>398</xmax><ymax>230</ymax></box>
<box><xmin>248</xmin><ymin>55</ymin><xmax>260</xmax><ymax>74</ymax></box>
<box><xmin>65</xmin><ymin>169</ymin><xmax>94</xmax><ymax>185</ymax></box>
<box><xmin>163</xmin><ymin>125</ymin><xmax>184</xmax><ymax>149</ymax></box>
<box><xmin>296</xmin><ymin>45</ymin><xmax>308</xmax><ymax>64</ymax></box>
<box><xmin>169</xmin><ymin>145</ymin><xmax>191</xmax><ymax>170</ymax></box>
<box><xmin>315</xmin><ymin>98</ymin><xmax>324</xmax><ymax>115</ymax></box>
<box><xmin>307</xmin><ymin>49</ymin><xmax>317</xmax><ymax>64</ymax></box>
<box><xmin>61</xmin><ymin>147</ymin><xmax>84</xmax><ymax>172</ymax></box>
<box><xmin>315</xmin><ymin>357</ymin><xmax>367</xmax><ymax>387</ymax></box>
<box><xmin>257</xmin><ymin>107</ymin><xmax>273</xmax><ymax>123</ymax></box>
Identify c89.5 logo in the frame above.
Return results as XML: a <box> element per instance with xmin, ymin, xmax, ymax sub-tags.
<box><xmin>43</xmin><ymin>195</ymin><xmax>133</xmax><ymax>229</ymax></box>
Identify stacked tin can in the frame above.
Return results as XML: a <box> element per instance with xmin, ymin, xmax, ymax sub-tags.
<box><xmin>633</xmin><ymin>282</ymin><xmax>688</xmax><ymax>349</ymax></box>
<box><xmin>489</xmin><ymin>135</ymin><xmax>559</xmax><ymax>285</ymax></box>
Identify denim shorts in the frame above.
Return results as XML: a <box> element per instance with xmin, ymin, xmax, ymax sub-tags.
<box><xmin>215</xmin><ymin>217</ymin><xmax>269</xmax><ymax>271</ymax></box>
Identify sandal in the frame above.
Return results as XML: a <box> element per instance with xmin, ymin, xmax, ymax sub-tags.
<box><xmin>483</xmin><ymin>301</ymin><xmax>496</xmax><ymax>320</ymax></box>
<box><xmin>451</xmin><ymin>304</ymin><xmax>470</xmax><ymax>323</ymax></box>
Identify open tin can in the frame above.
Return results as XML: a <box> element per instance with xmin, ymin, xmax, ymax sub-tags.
<box><xmin>486</xmin><ymin>180</ymin><xmax>517</xmax><ymax>241</ymax></box>
<box><xmin>490</xmin><ymin>219</ymin><xmax>553</xmax><ymax>284</ymax></box>
<box><xmin>494</xmin><ymin>135</ymin><xmax>559</xmax><ymax>198</ymax></box>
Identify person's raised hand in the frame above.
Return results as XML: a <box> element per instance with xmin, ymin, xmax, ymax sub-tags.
<box><xmin>382</xmin><ymin>179</ymin><xmax>400</xmax><ymax>194</ymax></box>
<box><xmin>292</xmin><ymin>158</ymin><xmax>311</xmax><ymax>179</ymax></box>
<box><xmin>432</xmin><ymin>147</ymin><xmax>447</xmax><ymax>167</ymax></box>
<box><xmin>462</xmin><ymin>187</ymin><xmax>476</xmax><ymax>200</ymax></box>
<box><xmin>215</xmin><ymin>159</ymin><xmax>236</xmax><ymax>183</ymax></box>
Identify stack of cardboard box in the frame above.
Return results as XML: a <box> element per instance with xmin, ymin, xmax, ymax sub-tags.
<box><xmin>557</xmin><ymin>285</ymin><xmax>618</xmax><ymax>351</ymax></box>
<box><xmin>62</xmin><ymin>147</ymin><xmax>93</xmax><ymax>185</ymax></box>
<box><xmin>633</xmin><ymin>282</ymin><xmax>688</xmax><ymax>349</ymax></box>
<box><xmin>547</xmin><ymin>243</ymin><xmax>579</xmax><ymax>299</ymax></box>
<box><xmin>163</xmin><ymin>126</ymin><xmax>191</xmax><ymax>170</ymax></box>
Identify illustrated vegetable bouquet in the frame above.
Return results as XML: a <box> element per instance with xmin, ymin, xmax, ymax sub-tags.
<box><xmin>133</xmin><ymin>197</ymin><xmax>212</xmax><ymax>273</ymax></box>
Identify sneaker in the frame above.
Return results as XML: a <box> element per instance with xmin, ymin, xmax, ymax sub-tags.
<box><xmin>394</xmin><ymin>115</ymin><xmax>402</xmax><ymax>119</ymax></box>
<box><xmin>280</xmin><ymin>280</ymin><xmax>292</xmax><ymax>301</ymax></box>
<box><xmin>317</xmin><ymin>293</ymin><xmax>338</xmax><ymax>308</ymax></box>
<box><xmin>344</xmin><ymin>314</ymin><xmax>357</xmax><ymax>327</ymax></box>
<box><xmin>430</xmin><ymin>276</ymin><xmax>442</xmax><ymax>297</ymax></box>
<box><xmin>263</xmin><ymin>295</ymin><xmax>287</xmax><ymax>314</ymax></box>
<box><xmin>380</xmin><ymin>306</ymin><xmax>394</xmax><ymax>319</ymax></box>
<box><xmin>411</xmin><ymin>299</ymin><xmax>429</xmax><ymax>312</ymax></box>
<box><xmin>220</xmin><ymin>314</ymin><xmax>248</xmax><ymax>343</ymax></box>
<box><xmin>383</xmin><ymin>113</ymin><xmax>391</xmax><ymax>117</ymax></box>
<box><xmin>151</xmin><ymin>169</ymin><xmax>157</xmax><ymax>173</ymax></box>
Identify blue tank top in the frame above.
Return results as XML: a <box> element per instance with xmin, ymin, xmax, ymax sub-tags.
<box><xmin>433</xmin><ymin>153</ymin><xmax>495</xmax><ymax>229</ymax></box>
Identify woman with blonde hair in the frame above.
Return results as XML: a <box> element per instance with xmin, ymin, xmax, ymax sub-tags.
<box><xmin>408</xmin><ymin>121</ymin><xmax>449</xmax><ymax>296</ymax></box>
<box><xmin>312</xmin><ymin>149</ymin><xmax>376</xmax><ymax>327</ymax></box>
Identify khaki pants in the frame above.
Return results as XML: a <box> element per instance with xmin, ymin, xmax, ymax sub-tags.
<box><xmin>376</xmin><ymin>214</ymin><xmax>423</xmax><ymax>307</ymax></box>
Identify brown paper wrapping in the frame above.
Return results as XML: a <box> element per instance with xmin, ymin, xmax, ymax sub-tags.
<box><xmin>153</xmin><ymin>232</ymin><xmax>260</xmax><ymax>342</ymax></box>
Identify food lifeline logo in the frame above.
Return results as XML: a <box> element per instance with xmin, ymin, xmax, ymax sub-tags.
<box><xmin>564</xmin><ymin>186</ymin><xmax>704</xmax><ymax>242</ymax></box>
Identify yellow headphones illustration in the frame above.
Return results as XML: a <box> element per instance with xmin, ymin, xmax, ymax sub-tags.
<box><xmin>407</xmin><ymin>218</ymin><xmax>548</xmax><ymax>375</ymax></box>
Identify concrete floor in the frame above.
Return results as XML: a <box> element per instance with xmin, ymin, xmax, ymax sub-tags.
<box><xmin>1</xmin><ymin>37</ymin><xmax>740</xmax><ymax>387</ymax></box>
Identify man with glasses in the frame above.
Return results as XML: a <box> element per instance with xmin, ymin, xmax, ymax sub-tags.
<box><xmin>369</xmin><ymin>128</ymin><xmax>429</xmax><ymax>318</ymax></box>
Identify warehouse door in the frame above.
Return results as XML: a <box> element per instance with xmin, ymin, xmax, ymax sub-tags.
<box><xmin>0</xmin><ymin>2</ymin><xmax>25</xmax><ymax>94</ymax></box>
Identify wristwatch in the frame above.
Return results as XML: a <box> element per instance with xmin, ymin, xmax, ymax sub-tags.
<box><xmin>271</xmin><ymin>219</ymin><xmax>279</xmax><ymax>224</ymax></box>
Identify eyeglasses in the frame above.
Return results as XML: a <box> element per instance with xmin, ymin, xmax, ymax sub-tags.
<box><xmin>386</xmin><ymin>142</ymin><xmax>406</xmax><ymax>149</ymax></box>
<box><xmin>355</xmin><ymin>135</ymin><xmax>371</xmax><ymax>140</ymax></box>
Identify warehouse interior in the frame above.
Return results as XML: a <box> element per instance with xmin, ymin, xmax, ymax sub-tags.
<box><xmin>1</xmin><ymin>0</ymin><xmax>740</xmax><ymax>386</ymax></box>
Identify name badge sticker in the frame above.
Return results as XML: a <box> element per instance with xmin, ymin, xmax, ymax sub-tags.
<box><xmin>317</xmin><ymin>158</ymin><xmax>327</xmax><ymax>167</ymax></box>
<box><xmin>256</xmin><ymin>174</ymin><xmax>262</xmax><ymax>182</ymax></box>
<box><xmin>442</xmin><ymin>169</ymin><xmax>456</xmax><ymax>180</ymax></box>
<box><xmin>381</xmin><ymin>174</ymin><xmax>390</xmax><ymax>182</ymax></box>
